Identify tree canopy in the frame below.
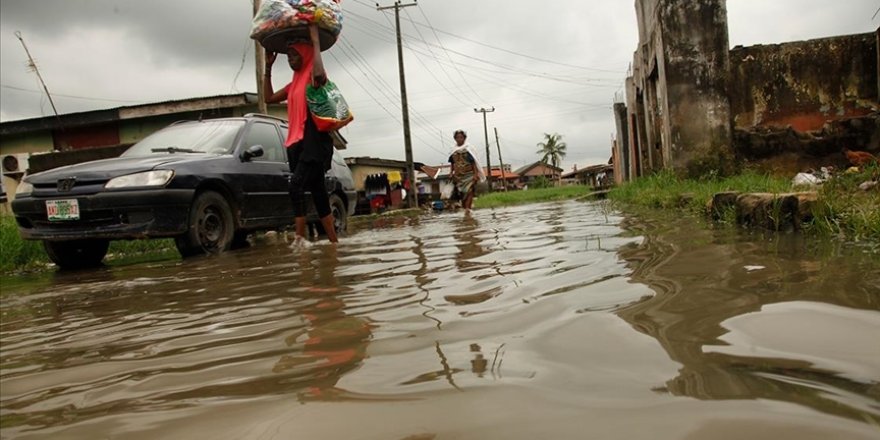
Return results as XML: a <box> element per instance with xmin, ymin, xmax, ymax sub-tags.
<box><xmin>536</xmin><ymin>133</ymin><xmax>567</xmax><ymax>169</ymax></box>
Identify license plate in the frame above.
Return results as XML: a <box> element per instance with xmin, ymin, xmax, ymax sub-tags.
<box><xmin>46</xmin><ymin>199</ymin><xmax>80</xmax><ymax>221</ymax></box>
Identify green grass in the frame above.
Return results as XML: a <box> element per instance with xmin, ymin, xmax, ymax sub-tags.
<box><xmin>0</xmin><ymin>215</ymin><xmax>49</xmax><ymax>273</ymax></box>
<box><xmin>808</xmin><ymin>164</ymin><xmax>880</xmax><ymax>241</ymax></box>
<box><xmin>0</xmin><ymin>215</ymin><xmax>177</xmax><ymax>274</ymax></box>
<box><xmin>607</xmin><ymin>169</ymin><xmax>791</xmax><ymax>212</ymax></box>
<box><xmin>608</xmin><ymin>168</ymin><xmax>880</xmax><ymax>242</ymax></box>
<box><xmin>474</xmin><ymin>185</ymin><xmax>593</xmax><ymax>209</ymax></box>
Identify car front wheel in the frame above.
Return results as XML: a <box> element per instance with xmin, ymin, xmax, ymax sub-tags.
<box><xmin>175</xmin><ymin>190</ymin><xmax>235</xmax><ymax>257</ymax></box>
<box><xmin>43</xmin><ymin>239</ymin><xmax>110</xmax><ymax>270</ymax></box>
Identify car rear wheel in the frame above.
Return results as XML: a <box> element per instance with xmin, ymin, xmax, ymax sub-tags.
<box><xmin>317</xmin><ymin>193</ymin><xmax>347</xmax><ymax>236</ymax></box>
<box><xmin>43</xmin><ymin>239</ymin><xmax>110</xmax><ymax>270</ymax></box>
<box><xmin>175</xmin><ymin>191</ymin><xmax>234</xmax><ymax>257</ymax></box>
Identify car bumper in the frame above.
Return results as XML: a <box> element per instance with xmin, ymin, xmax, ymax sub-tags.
<box><xmin>12</xmin><ymin>189</ymin><xmax>194</xmax><ymax>241</ymax></box>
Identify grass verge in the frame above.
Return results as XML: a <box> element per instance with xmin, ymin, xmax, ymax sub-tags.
<box><xmin>0</xmin><ymin>215</ymin><xmax>48</xmax><ymax>273</ymax></box>
<box><xmin>474</xmin><ymin>185</ymin><xmax>592</xmax><ymax>209</ymax></box>
<box><xmin>0</xmin><ymin>214</ymin><xmax>177</xmax><ymax>274</ymax></box>
<box><xmin>607</xmin><ymin>167</ymin><xmax>880</xmax><ymax>242</ymax></box>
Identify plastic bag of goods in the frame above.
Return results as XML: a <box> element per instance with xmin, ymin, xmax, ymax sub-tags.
<box><xmin>250</xmin><ymin>0</ymin><xmax>343</xmax><ymax>52</ymax></box>
<box><xmin>307</xmin><ymin>80</ymin><xmax>354</xmax><ymax>132</ymax></box>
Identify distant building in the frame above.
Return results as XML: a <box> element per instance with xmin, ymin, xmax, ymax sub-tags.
<box><xmin>344</xmin><ymin>157</ymin><xmax>428</xmax><ymax>213</ymax></box>
<box><xmin>418</xmin><ymin>164</ymin><xmax>452</xmax><ymax>196</ymax></box>
<box><xmin>514</xmin><ymin>161</ymin><xmax>563</xmax><ymax>185</ymax></box>
<box><xmin>561</xmin><ymin>164</ymin><xmax>614</xmax><ymax>188</ymax></box>
<box><xmin>484</xmin><ymin>165</ymin><xmax>520</xmax><ymax>190</ymax></box>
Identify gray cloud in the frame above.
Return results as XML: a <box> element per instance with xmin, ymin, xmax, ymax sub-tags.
<box><xmin>2</xmin><ymin>0</ymin><xmax>877</xmax><ymax>169</ymax></box>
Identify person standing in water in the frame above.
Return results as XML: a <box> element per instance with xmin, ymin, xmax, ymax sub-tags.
<box><xmin>448</xmin><ymin>130</ymin><xmax>486</xmax><ymax>212</ymax></box>
<box><xmin>264</xmin><ymin>24</ymin><xmax>338</xmax><ymax>245</ymax></box>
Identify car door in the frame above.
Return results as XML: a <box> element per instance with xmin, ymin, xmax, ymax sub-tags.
<box><xmin>236</xmin><ymin>121</ymin><xmax>292</xmax><ymax>227</ymax></box>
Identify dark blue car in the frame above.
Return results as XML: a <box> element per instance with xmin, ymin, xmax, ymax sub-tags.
<box><xmin>12</xmin><ymin>114</ymin><xmax>356</xmax><ymax>269</ymax></box>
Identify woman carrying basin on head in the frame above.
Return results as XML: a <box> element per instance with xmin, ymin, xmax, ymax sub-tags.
<box><xmin>448</xmin><ymin>130</ymin><xmax>486</xmax><ymax>212</ymax></box>
<box><xmin>264</xmin><ymin>24</ymin><xmax>337</xmax><ymax>245</ymax></box>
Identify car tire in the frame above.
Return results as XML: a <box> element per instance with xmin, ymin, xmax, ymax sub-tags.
<box><xmin>231</xmin><ymin>230</ymin><xmax>251</xmax><ymax>250</ymax></box>
<box><xmin>175</xmin><ymin>191</ymin><xmax>235</xmax><ymax>257</ymax></box>
<box><xmin>43</xmin><ymin>239</ymin><xmax>110</xmax><ymax>270</ymax></box>
<box><xmin>315</xmin><ymin>194</ymin><xmax>347</xmax><ymax>236</ymax></box>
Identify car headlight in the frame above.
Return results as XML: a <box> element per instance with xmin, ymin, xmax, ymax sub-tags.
<box><xmin>15</xmin><ymin>180</ymin><xmax>33</xmax><ymax>196</ymax></box>
<box><xmin>105</xmin><ymin>170</ymin><xmax>174</xmax><ymax>189</ymax></box>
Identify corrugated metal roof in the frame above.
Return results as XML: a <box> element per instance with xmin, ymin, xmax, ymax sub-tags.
<box><xmin>1</xmin><ymin>93</ymin><xmax>258</xmax><ymax>136</ymax></box>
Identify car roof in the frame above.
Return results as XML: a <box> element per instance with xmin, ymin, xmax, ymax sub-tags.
<box><xmin>169</xmin><ymin>113</ymin><xmax>287</xmax><ymax>127</ymax></box>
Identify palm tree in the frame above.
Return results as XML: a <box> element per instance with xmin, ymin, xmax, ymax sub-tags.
<box><xmin>536</xmin><ymin>133</ymin><xmax>567</xmax><ymax>181</ymax></box>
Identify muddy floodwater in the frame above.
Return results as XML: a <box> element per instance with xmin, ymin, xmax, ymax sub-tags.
<box><xmin>1</xmin><ymin>200</ymin><xmax>879</xmax><ymax>439</ymax></box>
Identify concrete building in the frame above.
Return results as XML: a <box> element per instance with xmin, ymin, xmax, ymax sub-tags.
<box><xmin>728</xmin><ymin>32</ymin><xmax>878</xmax><ymax>173</ymax></box>
<box><xmin>613</xmin><ymin>0</ymin><xmax>879</xmax><ymax>181</ymax></box>
<box><xmin>616</xmin><ymin>0</ymin><xmax>735</xmax><ymax>181</ymax></box>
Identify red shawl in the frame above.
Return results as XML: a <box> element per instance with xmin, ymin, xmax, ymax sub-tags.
<box><xmin>284</xmin><ymin>42</ymin><xmax>315</xmax><ymax>147</ymax></box>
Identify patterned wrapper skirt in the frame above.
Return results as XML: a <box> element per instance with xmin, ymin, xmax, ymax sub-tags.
<box><xmin>451</xmin><ymin>150</ymin><xmax>476</xmax><ymax>195</ymax></box>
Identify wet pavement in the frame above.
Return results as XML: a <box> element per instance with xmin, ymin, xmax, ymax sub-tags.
<box><xmin>1</xmin><ymin>200</ymin><xmax>878</xmax><ymax>439</ymax></box>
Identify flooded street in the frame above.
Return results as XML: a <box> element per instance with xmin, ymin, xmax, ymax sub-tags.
<box><xmin>1</xmin><ymin>200</ymin><xmax>878</xmax><ymax>439</ymax></box>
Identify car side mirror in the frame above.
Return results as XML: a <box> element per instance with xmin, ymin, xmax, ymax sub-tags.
<box><xmin>241</xmin><ymin>145</ymin><xmax>264</xmax><ymax>161</ymax></box>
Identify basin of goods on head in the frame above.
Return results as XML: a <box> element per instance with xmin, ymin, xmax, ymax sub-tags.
<box><xmin>250</xmin><ymin>0</ymin><xmax>343</xmax><ymax>53</ymax></box>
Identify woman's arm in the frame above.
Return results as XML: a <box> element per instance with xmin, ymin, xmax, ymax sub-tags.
<box><xmin>309</xmin><ymin>24</ymin><xmax>327</xmax><ymax>87</ymax></box>
<box><xmin>263</xmin><ymin>52</ymin><xmax>287</xmax><ymax>104</ymax></box>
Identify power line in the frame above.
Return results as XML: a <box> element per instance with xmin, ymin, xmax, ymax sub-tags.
<box><xmin>345</xmin><ymin>9</ymin><xmax>620</xmax><ymax>87</ymax></box>
<box><xmin>411</xmin><ymin>6</ymin><xmax>487</xmax><ymax>104</ymax></box>
<box><xmin>328</xmin><ymin>51</ymin><xmax>400</xmax><ymax>122</ymax></box>
<box><xmin>230</xmin><ymin>32</ymin><xmax>252</xmax><ymax>93</ymax></box>
<box><xmin>337</xmin><ymin>37</ymin><xmax>448</xmax><ymax>150</ymax></box>
<box><xmin>344</xmin><ymin>18</ymin><xmax>617</xmax><ymax>106</ymax></box>
<box><xmin>1</xmin><ymin>84</ymin><xmax>140</xmax><ymax>104</ymax></box>
<box><xmin>400</xmin><ymin>8</ymin><xmax>473</xmax><ymax>106</ymax></box>
<box><xmin>349</xmin><ymin>0</ymin><xmax>625</xmax><ymax>74</ymax></box>
<box><xmin>330</xmin><ymin>45</ymin><xmax>449</xmax><ymax>158</ymax></box>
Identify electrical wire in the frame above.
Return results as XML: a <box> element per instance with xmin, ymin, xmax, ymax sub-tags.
<box><xmin>1</xmin><ymin>84</ymin><xmax>140</xmax><ymax>103</ymax></box>
<box><xmin>400</xmin><ymin>8</ymin><xmax>473</xmax><ymax>106</ymax></box>
<box><xmin>409</xmin><ymin>7</ymin><xmax>487</xmax><ymax>104</ymax></box>
<box><xmin>230</xmin><ymin>32</ymin><xmax>252</xmax><ymax>93</ymax></box>
<box><xmin>335</xmin><ymin>35</ymin><xmax>454</xmax><ymax>153</ymax></box>
<box><xmin>351</xmin><ymin>0</ymin><xmax>625</xmax><ymax>74</ymax></box>
<box><xmin>345</xmin><ymin>10</ymin><xmax>621</xmax><ymax>88</ymax></box>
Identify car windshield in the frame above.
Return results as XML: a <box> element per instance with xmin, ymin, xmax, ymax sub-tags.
<box><xmin>122</xmin><ymin>120</ymin><xmax>245</xmax><ymax>157</ymax></box>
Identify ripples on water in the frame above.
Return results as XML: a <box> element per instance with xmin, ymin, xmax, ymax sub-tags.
<box><xmin>1</xmin><ymin>201</ymin><xmax>878</xmax><ymax>439</ymax></box>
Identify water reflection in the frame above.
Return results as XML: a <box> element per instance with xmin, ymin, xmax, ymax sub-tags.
<box><xmin>446</xmin><ymin>214</ymin><xmax>499</xmax><ymax>305</ymax></box>
<box><xmin>2</xmin><ymin>201</ymin><xmax>878</xmax><ymax>439</ymax></box>
<box><xmin>615</xmin><ymin>213</ymin><xmax>880</xmax><ymax>423</ymax></box>
<box><xmin>273</xmin><ymin>247</ymin><xmax>373</xmax><ymax>402</ymax></box>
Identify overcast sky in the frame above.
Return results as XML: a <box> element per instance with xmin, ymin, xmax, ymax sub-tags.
<box><xmin>1</xmin><ymin>0</ymin><xmax>876</xmax><ymax>171</ymax></box>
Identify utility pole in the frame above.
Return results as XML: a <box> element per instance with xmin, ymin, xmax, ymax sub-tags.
<box><xmin>378</xmin><ymin>0</ymin><xmax>418</xmax><ymax>208</ymax></box>
<box><xmin>474</xmin><ymin>107</ymin><xmax>495</xmax><ymax>191</ymax></box>
<box><xmin>254</xmin><ymin>0</ymin><xmax>268</xmax><ymax>114</ymax></box>
<box><xmin>494</xmin><ymin>127</ymin><xmax>507</xmax><ymax>191</ymax></box>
